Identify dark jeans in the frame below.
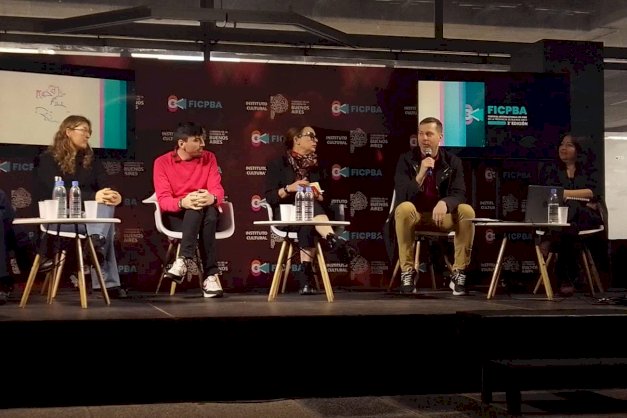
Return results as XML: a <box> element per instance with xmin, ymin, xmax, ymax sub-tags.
<box><xmin>278</xmin><ymin>201</ymin><xmax>327</xmax><ymax>248</ymax></box>
<box><xmin>163</xmin><ymin>206</ymin><xmax>219</xmax><ymax>275</ymax></box>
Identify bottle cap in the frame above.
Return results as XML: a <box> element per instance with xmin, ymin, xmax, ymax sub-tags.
<box><xmin>72</xmin><ymin>181</ymin><xmax>79</xmax><ymax>186</ymax></box>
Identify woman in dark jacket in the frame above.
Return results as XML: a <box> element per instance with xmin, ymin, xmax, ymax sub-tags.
<box><xmin>264</xmin><ymin>125</ymin><xmax>355</xmax><ymax>295</ymax></box>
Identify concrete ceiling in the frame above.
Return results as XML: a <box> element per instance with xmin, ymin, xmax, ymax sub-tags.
<box><xmin>3</xmin><ymin>0</ymin><xmax>627</xmax><ymax>129</ymax></box>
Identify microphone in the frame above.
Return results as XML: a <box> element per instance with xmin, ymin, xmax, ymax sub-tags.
<box><xmin>425</xmin><ymin>148</ymin><xmax>433</xmax><ymax>176</ymax></box>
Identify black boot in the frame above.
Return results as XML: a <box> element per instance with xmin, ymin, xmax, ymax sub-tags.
<box><xmin>326</xmin><ymin>233</ymin><xmax>359</xmax><ymax>264</ymax></box>
<box><xmin>298</xmin><ymin>262</ymin><xmax>317</xmax><ymax>295</ymax></box>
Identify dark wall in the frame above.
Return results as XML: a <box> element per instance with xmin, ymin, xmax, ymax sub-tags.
<box><xmin>0</xmin><ymin>54</ymin><xmax>582</xmax><ymax>292</ymax></box>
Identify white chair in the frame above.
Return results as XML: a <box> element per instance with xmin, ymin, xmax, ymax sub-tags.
<box><xmin>386</xmin><ymin>190</ymin><xmax>454</xmax><ymax>291</ymax></box>
<box><xmin>533</xmin><ymin>225</ymin><xmax>605</xmax><ymax>296</ymax></box>
<box><xmin>142</xmin><ymin>193</ymin><xmax>235</xmax><ymax>295</ymax></box>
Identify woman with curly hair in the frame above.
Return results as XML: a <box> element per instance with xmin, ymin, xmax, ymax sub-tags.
<box><xmin>33</xmin><ymin>115</ymin><xmax>126</xmax><ymax>298</ymax></box>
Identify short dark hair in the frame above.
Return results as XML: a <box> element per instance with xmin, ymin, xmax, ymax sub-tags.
<box><xmin>419</xmin><ymin>117</ymin><xmax>443</xmax><ymax>133</ymax></box>
<box><xmin>173</xmin><ymin>122</ymin><xmax>204</xmax><ymax>141</ymax></box>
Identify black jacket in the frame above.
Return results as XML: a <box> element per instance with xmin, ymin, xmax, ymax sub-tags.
<box><xmin>383</xmin><ymin>147</ymin><xmax>467</xmax><ymax>262</ymax></box>
<box><xmin>33</xmin><ymin>151</ymin><xmax>113</xmax><ymax>203</ymax></box>
<box><xmin>264</xmin><ymin>154</ymin><xmax>330</xmax><ymax>220</ymax></box>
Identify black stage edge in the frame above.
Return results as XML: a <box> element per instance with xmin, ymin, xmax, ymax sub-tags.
<box><xmin>2</xmin><ymin>290</ymin><xmax>627</xmax><ymax>409</ymax></box>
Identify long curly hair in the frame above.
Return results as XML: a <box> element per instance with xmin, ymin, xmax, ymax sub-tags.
<box><xmin>49</xmin><ymin>115</ymin><xmax>94</xmax><ymax>175</ymax></box>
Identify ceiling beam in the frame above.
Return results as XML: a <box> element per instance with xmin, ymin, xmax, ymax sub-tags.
<box><xmin>149</xmin><ymin>7</ymin><xmax>354</xmax><ymax>47</ymax></box>
<box><xmin>42</xmin><ymin>6</ymin><xmax>152</xmax><ymax>33</ymax></box>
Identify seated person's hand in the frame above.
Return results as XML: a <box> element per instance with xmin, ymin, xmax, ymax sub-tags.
<box><xmin>194</xmin><ymin>189</ymin><xmax>214</xmax><ymax>207</ymax></box>
<box><xmin>96</xmin><ymin>188</ymin><xmax>122</xmax><ymax>206</ymax></box>
<box><xmin>432</xmin><ymin>201</ymin><xmax>448</xmax><ymax>226</ymax></box>
<box><xmin>181</xmin><ymin>190</ymin><xmax>214</xmax><ymax>210</ymax></box>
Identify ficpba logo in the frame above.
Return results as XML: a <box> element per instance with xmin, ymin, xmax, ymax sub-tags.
<box><xmin>250</xmin><ymin>259</ymin><xmax>271</xmax><ymax>276</ymax></box>
<box><xmin>250</xmin><ymin>194</ymin><xmax>262</xmax><ymax>212</ymax></box>
<box><xmin>167</xmin><ymin>95</ymin><xmax>223</xmax><ymax>112</ymax></box>
<box><xmin>251</xmin><ymin>130</ymin><xmax>283</xmax><ymax>147</ymax></box>
<box><xmin>331</xmin><ymin>100</ymin><xmax>349</xmax><ymax>117</ymax></box>
<box><xmin>331</xmin><ymin>164</ymin><xmax>349</xmax><ymax>180</ymax></box>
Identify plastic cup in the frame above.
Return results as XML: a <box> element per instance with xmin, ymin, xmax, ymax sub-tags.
<box><xmin>279</xmin><ymin>204</ymin><xmax>295</xmax><ymax>221</ymax></box>
<box><xmin>558</xmin><ymin>206</ymin><xmax>568</xmax><ymax>224</ymax></box>
<box><xmin>84</xmin><ymin>200</ymin><xmax>98</xmax><ymax>218</ymax></box>
<box><xmin>44</xmin><ymin>199</ymin><xmax>59</xmax><ymax>219</ymax></box>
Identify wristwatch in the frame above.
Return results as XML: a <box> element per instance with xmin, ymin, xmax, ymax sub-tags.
<box><xmin>284</xmin><ymin>185</ymin><xmax>289</xmax><ymax>194</ymax></box>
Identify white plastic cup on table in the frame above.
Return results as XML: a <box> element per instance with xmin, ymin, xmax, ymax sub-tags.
<box><xmin>38</xmin><ymin>201</ymin><xmax>45</xmax><ymax>218</ymax></box>
<box><xmin>558</xmin><ymin>206</ymin><xmax>569</xmax><ymax>224</ymax></box>
<box><xmin>84</xmin><ymin>200</ymin><xmax>98</xmax><ymax>219</ymax></box>
<box><xmin>279</xmin><ymin>204</ymin><xmax>295</xmax><ymax>221</ymax></box>
<box><xmin>44</xmin><ymin>199</ymin><xmax>59</xmax><ymax>219</ymax></box>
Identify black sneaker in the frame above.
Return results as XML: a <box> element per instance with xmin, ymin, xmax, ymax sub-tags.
<box><xmin>449</xmin><ymin>270</ymin><xmax>467</xmax><ymax>296</ymax></box>
<box><xmin>0</xmin><ymin>291</ymin><xmax>8</xmax><ymax>305</ymax></box>
<box><xmin>400</xmin><ymin>269</ymin><xmax>416</xmax><ymax>294</ymax></box>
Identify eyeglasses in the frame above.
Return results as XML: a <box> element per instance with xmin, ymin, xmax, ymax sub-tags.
<box><xmin>299</xmin><ymin>132</ymin><xmax>318</xmax><ymax>141</ymax></box>
<box><xmin>71</xmin><ymin>127</ymin><xmax>92</xmax><ymax>134</ymax></box>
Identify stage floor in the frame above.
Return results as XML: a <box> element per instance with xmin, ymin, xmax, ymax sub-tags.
<box><xmin>3</xmin><ymin>285</ymin><xmax>627</xmax><ymax>410</ymax></box>
<box><xmin>3</xmin><ymin>285</ymin><xmax>627</xmax><ymax>322</ymax></box>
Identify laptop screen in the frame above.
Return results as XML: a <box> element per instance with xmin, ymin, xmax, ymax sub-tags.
<box><xmin>524</xmin><ymin>185</ymin><xmax>564</xmax><ymax>223</ymax></box>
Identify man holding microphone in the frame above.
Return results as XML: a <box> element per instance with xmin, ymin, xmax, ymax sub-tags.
<box><xmin>384</xmin><ymin>117</ymin><xmax>475</xmax><ymax>295</ymax></box>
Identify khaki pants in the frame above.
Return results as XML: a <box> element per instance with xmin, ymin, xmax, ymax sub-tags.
<box><xmin>394</xmin><ymin>201</ymin><xmax>475</xmax><ymax>273</ymax></box>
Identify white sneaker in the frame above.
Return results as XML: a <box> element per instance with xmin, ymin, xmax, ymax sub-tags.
<box><xmin>202</xmin><ymin>274</ymin><xmax>223</xmax><ymax>298</ymax></box>
<box><xmin>164</xmin><ymin>257</ymin><xmax>187</xmax><ymax>284</ymax></box>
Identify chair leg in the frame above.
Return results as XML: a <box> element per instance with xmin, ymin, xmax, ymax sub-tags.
<box><xmin>315</xmin><ymin>241</ymin><xmax>334</xmax><ymax>302</ymax></box>
<box><xmin>268</xmin><ymin>240</ymin><xmax>289</xmax><ymax>301</ymax></box>
<box><xmin>156</xmin><ymin>241</ymin><xmax>175</xmax><ymax>294</ymax></box>
<box><xmin>533</xmin><ymin>253</ymin><xmax>554</xmax><ymax>294</ymax></box>
<box><xmin>413</xmin><ymin>240</ymin><xmax>421</xmax><ymax>288</ymax></box>
<box><xmin>195</xmin><ymin>246</ymin><xmax>205</xmax><ymax>288</ymax></box>
<box><xmin>280</xmin><ymin>242</ymin><xmax>294</xmax><ymax>293</ymax></box>
<box><xmin>51</xmin><ymin>250</ymin><xmax>67</xmax><ymax>300</ymax></box>
<box><xmin>586</xmin><ymin>247</ymin><xmax>604</xmax><ymax>293</ymax></box>
<box><xmin>389</xmin><ymin>259</ymin><xmax>400</xmax><ymax>291</ymax></box>
<box><xmin>87</xmin><ymin>235</ymin><xmax>110</xmax><ymax>305</ymax></box>
<box><xmin>169</xmin><ymin>244</ymin><xmax>181</xmax><ymax>296</ymax></box>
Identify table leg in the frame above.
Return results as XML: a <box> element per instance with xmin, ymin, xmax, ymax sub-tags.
<box><xmin>281</xmin><ymin>242</ymin><xmax>294</xmax><ymax>294</ymax></box>
<box><xmin>76</xmin><ymin>238</ymin><xmax>88</xmax><ymax>308</ymax></box>
<box><xmin>87</xmin><ymin>235</ymin><xmax>110</xmax><ymax>305</ymax></box>
<box><xmin>535</xmin><ymin>244</ymin><xmax>554</xmax><ymax>300</ymax></box>
<box><xmin>487</xmin><ymin>236</ymin><xmax>508</xmax><ymax>299</ymax></box>
<box><xmin>268</xmin><ymin>240</ymin><xmax>288</xmax><ymax>301</ymax></box>
<box><xmin>316</xmin><ymin>241</ymin><xmax>334</xmax><ymax>302</ymax></box>
<box><xmin>19</xmin><ymin>254</ymin><xmax>42</xmax><ymax>308</ymax></box>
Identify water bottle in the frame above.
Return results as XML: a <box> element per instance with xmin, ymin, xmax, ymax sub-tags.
<box><xmin>303</xmin><ymin>186</ymin><xmax>314</xmax><ymax>221</ymax></box>
<box><xmin>69</xmin><ymin>180</ymin><xmax>82</xmax><ymax>218</ymax></box>
<box><xmin>295</xmin><ymin>186</ymin><xmax>304</xmax><ymax>221</ymax></box>
<box><xmin>547</xmin><ymin>188</ymin><xmax>559</xmax><ymax>224</ymax></box>
<box><xmin>52</xmin><ymin>180</ymin><xmax>67</xmax><ymax>218</ymax></box>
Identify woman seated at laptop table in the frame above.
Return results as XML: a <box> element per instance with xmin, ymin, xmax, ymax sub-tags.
<box><xmin>539</xmin><ymin>133</ymin><xmax>603</xmax><ymax>295</ymax></box>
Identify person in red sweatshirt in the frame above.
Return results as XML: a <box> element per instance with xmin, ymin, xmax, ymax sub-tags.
<box><xmin>153</xmin><ymin>122</ymin><xmax>225</xmax><ymax>298</ymax></box>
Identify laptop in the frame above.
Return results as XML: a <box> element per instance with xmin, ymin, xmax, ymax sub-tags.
<box><xmin>524</xmin><ymin>185</ymin><xmax>564</xmax><ymax>223</ymax></box>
